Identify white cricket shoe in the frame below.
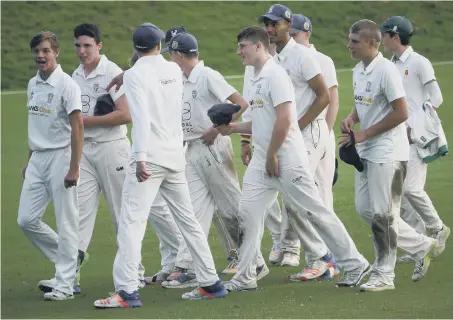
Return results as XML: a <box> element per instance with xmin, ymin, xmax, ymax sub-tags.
<box><xmin>412</xmin><ymin>239</ymin><xmax>438</xmax><ymax>281</ymax></box>
<box><xmin>162</xmin><ymin>273</ymin><xmax>199</xmax><ymax>289</ymax></box>
<box><xmin>223</xmin><ymin>281</ymin><xmax>257</xmax><ymax>292</ymax></box>
<box><xmin>256</xmin><ymin>264</ymin><xmax>270</xmax><ymax>281</ymax></box>
<box><xmin>280</xmin><ymin>252</ymin><xmax>300</xmax><ymax>267</ymax></box>
<box><xmin>44</xmin><ymin>289</ymin><xmax>74</xmax><ymax>301</ymax></box>
<box><xmin>222</xmin><ymin>258</ymin><xmax>238</xmax><ymax>275</ymax></box>
<box><xmin>39</xmin><ymin>278</ymin><xmax>80</xmax><ymax>294</ymax></box>
<box><xmin>360</xmin><ymin>273</ymin><xmax>395</xmax><ymax>292</ymax></box>
<box><xmin>429</xmin><ymin>225</ymin><xmax>450</xmax><ymax>258</ymax></box>
<box><xmin>286</xmin><ymin>259</ymin><xmax>329</xmax><ymax>282</ymax></box>
<box><xmin>269</xmin><ymin>245</ymin><xmax>283</xmax><ymax>265</ymax></box>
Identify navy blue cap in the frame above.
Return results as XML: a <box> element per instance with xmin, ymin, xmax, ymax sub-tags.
<box><xmin>207</xmin><ymin>103</ymin><xmax>241</xmax><ymax>126</ymax></box>
<box><xmin>258</xmin><ymin>4</ymin><xmax>292</xmax><ymax>23</ymax></box>
<box><xmin>339</xmin><ymin>132</ymin><xmax>364</xmax><ymax>172</ymax></box>
<box><xmin>291</xmin><ymin>14</ymin><xmax>312</xmax><ymax>35</ymax></box>
<box><xmin>161</xmin><ymin>26</ymin><xmax>188</xmax><ymax>54</ymax></box>
<box><xmin>132</xmin><ymin>23</ymin><xmax>165</xmax><ymax>51</ymax></box>
<box><xmin>167</xmin><ymin>32</ymin><xmax>198</xmax><ymax>54</ymax></box>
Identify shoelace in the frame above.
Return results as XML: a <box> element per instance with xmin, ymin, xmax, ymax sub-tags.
<box><xmin>413</xmin><ymin>260</ymin><xmax>424</xmax><ymax>274</ymax></box>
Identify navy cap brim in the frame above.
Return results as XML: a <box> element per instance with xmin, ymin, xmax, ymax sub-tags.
<box><xmin>290</xmin><ymin>27</ymin><xmax>303</xmax><ymax>35</ymax></box>
<box><xmin>258</xmin><ymin>13</ymin><xmax>286</xmax><ymax>23</ymax></box>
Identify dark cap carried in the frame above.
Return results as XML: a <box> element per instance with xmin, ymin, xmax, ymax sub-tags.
<box><xmin>380</xmin><ymin>16</ymin><xmax>414</xmax><ymax>38</ymax></box>
<box><xmin>258</xmin><ymin>4</ymin><xmax>292</xmax><ymax>23</ymax></box>
<box><xmin>339</xmin><ymin>132</ymin><xmax>364</xmax><ymax>172</ymax></box>
<box><xmin>133</xmin><ymin>22</ymin><xmax>165</xmax><ymax>51</ymax></box>
<box><xmin>167</xmin><ymin>32</ymin><xmax>198</xmax><ymax>54</ymax></box>
<box><xmin>161</xmin><ymin>26</ymin><xmax>188</xmax><ymax>53</ymax></box>
<box><xmin>291</xmin><ymin>14</ymin><xmax>312</xmax><ymax>35</ymax></box>
<box><xmin>94</xmin><ymin>94</ymin><xmax>115</xmax><ymax>116</ymax></box>
<box><xmin>207</xmin><ymin>103</ymin><xmax>241</xmax><ymax>126</ymax></box>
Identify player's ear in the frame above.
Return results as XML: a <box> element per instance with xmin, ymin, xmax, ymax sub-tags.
<box><xmin>54</xmin><ymin>47</ymin><xmax>60</xmax><ymax>58</ymax></box>
<box><xmin>98</xmin><ymin>41</ymin><xmax>103</xmax><ymax>51</ymax></box>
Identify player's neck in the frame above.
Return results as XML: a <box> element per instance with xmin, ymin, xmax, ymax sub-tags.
<box><xmin>393</xmin><ymin>45</ymin><xmax>409</xmax><ymax>59</ymax></box>
<box><xmin>181</xmin><ymin>59</ymin><xmax>199</xmax><ymax>78</ymax></box>
<box><xmin>253</xmin><ymin>55</ymin><xmax>271</xmax><ymax>75</ymax></box>
<box><xmin>39</xmin><ymin>65</ymin><xmax>57</xmax><ymax>81</ymax></box>
<box><xmin>275</xmin><ymin>36</ymin><xmax>291</xmax><ymax>54</ymax></box>
<box><xmin>83</xmin><ymin>55</ymin><xmax>101</xmax><ymax>77</ymax></box>
<box><xmin>361</xmin><ymin>51</ymin><xmax>379</xmax><ymax>68</ymax></box>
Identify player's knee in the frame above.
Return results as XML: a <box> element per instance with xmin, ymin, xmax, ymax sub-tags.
<box><xmin>355</xmin><ymin>201</ymin><xmax>372</xmax><ymax>224</ymax></box>
<box><xmin>17</xmin><ymin>214</ymin><xmax>35</xmax><ymax>230</ymax></box>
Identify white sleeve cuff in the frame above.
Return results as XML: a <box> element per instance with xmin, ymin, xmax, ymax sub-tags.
<box><xmin>136</xmin><ymin>152</ymin><xmax>147</xmax><ymax>162</ymax></box>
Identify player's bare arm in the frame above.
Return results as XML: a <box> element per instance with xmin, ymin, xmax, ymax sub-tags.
<box><xmin>65</xmin><ymin>110</ymin><xmax>84</xmax><ymax>188</ymax></box>
<box><xmin>106</xmin><ymin>71</ymin><xmax>125</xmax><ymax>92</ymax></box>
<box><xmin>325</xmin><ymin>85</ymin><xmax>339</xmax><ymax>132</ymax></box>
<box><xmin>266</xmin><ymin>101</ymin><xmax>292</xmax><ymax>177</ymax></box>
<box><xmin>229</xmin><ymin>92</ymin><xmax>250</xmax><ymax>122</ymax></box>
<box><xmin>297</xmin><ymin>74</ymin><xmax>330</xmax><ymax>130</ymax></box>
<box><xmin>217</xmin><ymin>121</ymin><xmax>252</xmax><ymax>136</ymax></box>
<box><xmin>340</xmin><ymin>107</ymin><xmax>359</xmax><ymax>133</ymax></box>
<box><xmin>83</xmin><ymin>94</ymin><xmax>132</xmax><ymax>128</ymax></box>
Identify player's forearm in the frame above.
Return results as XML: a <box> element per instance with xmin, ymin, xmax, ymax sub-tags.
<box><xmin>83</xmin><ymin>109</ymin><xmax>131</xmax><ymax>128</ymax></box>
<box><xmin>425</xmin><ymin>81</ymin><xmax>443</xmax><ymax>108</ymax></box>
<box><xmin>348</xmin><ymin>107</ymin><xmax>360</xmax><ymax>124</ymax></box>
<box><xmin>267</xmin><ymin>117</ymin><xmax>290</xmax><ymax>157</ymax></box>
<box><xmin>230</xmin><ymin>121</ymin><xmax>252</xmax><ymax>134</ymax></box>
<box><xmin>298</xmin><ymin>89</ymin><xmax>330</xmax><ymax>130</ymax></box>
<box><xmin>229</xmin><ymin>94</ymin><xmax>249</xmax><ymax>123</ymax></box>
<box><xmin>364</xmin><ymin>106</ymin><xmax>408</xmax><ymax>139</ymax></box>
<box><xmin>325</xmin><ymin>87</ymin><xmax>339</xmax><ymax>132</ymax></box>
<box><xmin>69</xmin><ymin>111</ymin><xmax>84</xmax><ymax>171</ymax></box>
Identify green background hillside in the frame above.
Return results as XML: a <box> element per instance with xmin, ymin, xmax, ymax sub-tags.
<box><xmin>2</xmin><ymin>0</ymin><xmax>453</xmax><ymax>90</ymax></box>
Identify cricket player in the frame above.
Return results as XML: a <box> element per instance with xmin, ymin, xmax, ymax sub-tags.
<box><xmin>259</xmin><ymin>4</ymin><xmax>340</xmax><ymax>280</ymax></box>
<box><xmin>94</xmin><ymin>23</ymin><xmax>227</xmax><ymax>308</ymax></box>
<box><xmin>160</xmin><ymin>32</ymin><xmax>270</xmax><ymax>288</ymax></box>
<box><xmin>217</xmin><ymin>26</ymin><xmax>371</xmax><ymax>292</ymax></box>
<box><xmin>18</xmin><ymin>31</ymin><xmax>84</xmax><ymax>301</ymax></box>
<box><xmin>380</xmin><ymin>16</ymin><xmax>450</xmax><ymax>261</ymax></box>
<box><xmin>340</xmin><ymin>19</ymin><xmax>439</xmax><ymax>291</ymax></box>
<box><xmin>291</xmin><ymin>14</ymin><xmax>339</xmax><ymax>212</ymax></box>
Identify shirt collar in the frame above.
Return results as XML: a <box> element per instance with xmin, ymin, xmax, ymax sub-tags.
<box><xmin>308</xmin><ymin>44</ymin><xmax>317</xmax><ymax>52</ymax></box>
<box><xmin>392</xmin><ymin>46</ymin><xmax>413</xmax><ymax>63</ymax></box>
<box><xmin>275</xmin><ymin>38</ymin><xmax>297</xmax><ymax>62</ymax></box>
<box><xmin>74</xmin><ymin>55</ymin><xmax>109</xmax><ymax>79</ymax></box>
<box><xmin>355</xmin><ymin>52</ymin><xmax>384</xmax><ymax>75</ymax></box>
<box><xmin>36</xmin><ymin>64</ymin><xmax>63</xmax><ymax>87</ymax></box>
<box><xmin>249</xmin><ymin>57</ymin><xmax>275</xmax><ymax>81</ymax></box>
<box><xmin>184</xmin><ymin>60</ymin><xmax>205</xmax><ymax>83</ymax></box>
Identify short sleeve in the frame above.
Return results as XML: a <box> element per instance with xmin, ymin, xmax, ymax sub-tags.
<box><xmin>269</xmin><ymin>67</ymin><xmax>295</xmax><ymax>107</ymax></box>
<box><xmin>299</xmin><ymin>50</ymin><xmax>322</xmax><ymax>81</ymax></box>
<box><xmin>63</xmin><ymin>79</ymin><xmax>82</xmax><ymax>114</ymax></box>
<box><xmin>206</xmin><ymin>68</ymin><xmax>237</xmax><ymax>102</ymax></box>
<box><xmin>322</xmin><ymin>57</ymin><xmax>339</xmax><ymax>88</ymax></box>
<box><xmin>417</xmin><ymin>56</ymin><xmax>436</xmax><ymax>86</ymax></box>
<box><xmin>381</xmin><ymin>64</ymin><xmax>406</xmax><ymax>103</ymax></box>
<box><xmin>108</xmin><ymin>63</ymin><xmax>126</xmax><ymax>101</ymax></box>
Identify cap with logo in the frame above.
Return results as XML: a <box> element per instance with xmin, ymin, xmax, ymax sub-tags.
<box><xmin>167</xmin><ymin>32</ymin><xmax>198</xmax><ymax>54</ymax></box>
<box><xmin>380</xmin><ymin>16</ymin><xmax>414</xmax><ymax>38</ymax></box>
<box><xmin>339</xmin><ymin>132</ymin><xmax>364</xmax><ymax>172</ymax></box>
<box><xmin>258</xmin><ymin>4</ymin><xmax>292</xmax><ymax>23</ymax></box>
<box><xmin>132</xmin><ymin>22</ymin><xmax>165</xmax><ymax>51</ymax></box>
<box><xmin>207</xmin><ymin>103</ymin><xmax>241</xmax><ymax>126</ymax></box>
<box><xmin>161</xmin><ymin>26</ymin><xmax>188</xmax><ymax>53</ymax></box>
<box><xmin>291</xmin><ymin>14</ymin><xmax>312</xmax><ymax>35</ymax></box>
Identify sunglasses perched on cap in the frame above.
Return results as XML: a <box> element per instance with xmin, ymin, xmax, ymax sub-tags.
<box><xmin>381</xmin><ymin>26</ymin><xmax>399</xmax><ymax>35</ymax></box>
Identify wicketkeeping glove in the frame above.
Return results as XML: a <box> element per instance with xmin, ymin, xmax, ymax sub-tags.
<box><xmin>94</xmin><ymin>94</ymin><xmax>115</xmax><ymax>116</ymax></box>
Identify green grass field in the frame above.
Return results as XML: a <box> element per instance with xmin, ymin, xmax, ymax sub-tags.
<box><xmin>1</xmin><ymin>63</ymin><xmax>453</xmax><ymax>318</ymax></box>
<box><xmin>2</xmin><ymin>0</ymin><xmax>453</xmax><ymax>90</ymax></box>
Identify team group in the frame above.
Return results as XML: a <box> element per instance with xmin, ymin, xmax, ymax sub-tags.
<box><xmin>18</xmin><ymin>2</ymin><xmax>450</xmax><ymax>308</ymax></box>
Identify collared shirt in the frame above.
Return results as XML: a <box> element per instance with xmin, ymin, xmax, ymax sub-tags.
<box><xmin>72</xmin><ymin>55</ymin><xmax>127</xmax><ymax>142</ymax></box>
<box><xmin>243</xmin><ymin>58</ymin><xmax>306</xmax><ymax>170</ymax></box>
<box><xmin>391</xmin><ymin>46</ymin><xmax>437</xmax><ymax>118</ymax></box>
<box><xmin>273</xmin><ymin>38</ymin><xmax>322</xmax><ymax>119</ymax></box>
<box><xmin>182</xmin><ymin>60</ymin><xmax>236</xmax><ymax>142</ymax></box>
<box><xmin>123</xmin><ymin>54</ymin><xmax>185</xmax><ymax>171</ymax></box>
<box><xmin>352</xmin><ymin>52</ymin><xmax>409</xmax><ymax>162</ymax></box>
<box><xmin>27</xmin><ymin>65</ymin><xmax>82</xmax><ymax>151</ymax></box>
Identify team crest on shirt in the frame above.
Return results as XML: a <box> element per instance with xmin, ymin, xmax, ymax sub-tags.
<box><xmin>192</xmin><ymin>90</ymin><xmax>197</xmax><ymax>99</ymax></box>
<box><xmin>47</xmin><ymin>93</ymin><xmax>54</xmax><ymax>104</ymax></box>
<box><xmin>93</xmin><ymin>83</ymin><xmax>99</xmax><ymax>92</ymax></box>
<box><xmin>404</xmin><ymin>69</ymin><xmax>409</xmax><ymax>76</ymax></box>
<box><xmin>256</xmin><ymin>84</ymin><xmax>262</xmax><ymax>94</ymax></box>
<box><xmin>365</xmin><ymin>81</ymin><xmax>372</xmax><ymax>92</ymax></box>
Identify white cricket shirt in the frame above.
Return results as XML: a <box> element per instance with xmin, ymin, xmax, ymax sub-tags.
<box><xmin>123</xmin><ymin>54</ymin><xmax>185</xmax><ymax>171</ymax></box>
<box><xmin>27</xmin><ymin>65</ymin><xmax>82</xmax><ymax>151</ymax></box>
<box><xmin>353</xmin><ymin>52</ymin><xmax>409</xmax><ymax>163</ymax></box>
<box><xmin>182</xmin><ymin>60</ymin><xmax>236</xmax><ymax>142</ymax></box>
<box><xmin>72</xmin><ymin>55</ymin><xmax>127</xmax><ymax>142</ymax></box>
<box><xmin>392</xmin><ymin>46</ymin><xmax>436</xmax><ymax>118</ymax></box>
<box><xmin>243</xmin><ymin>58</ymin><xmax>306</xmax><ymax>170</ymax></box>
<box><xmin>273</xmin><ymin>38</ymin><xmax>323</xmax><ymax>120</ymax></box>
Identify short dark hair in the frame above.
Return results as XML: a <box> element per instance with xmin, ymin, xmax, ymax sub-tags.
<box><xmin>74</xmin><ymin>23</ymin><xmax>102</xmax><ymax>44</ymax></box>
<box><xmin>389</xmin><ymin>32</ymin><xmax>411</xmax><ymax>46</ymax></box>
<box><xmin>350</xmin><ymin>19</ymin><xmax>381</xmax><ymax>44</ymax></box>
<box><xmin>237</xmin><ymin>26</ymin><xmax>270</xmax><ymax>50</ymax></box>
<box><xmin>168</xmin><ymin>50</ymin><xmax>199</xmax><ymax>59</ymax></box>
<box><xmin>30</xmin><ymin>31</ymin><xmax>59</xmax><ymax>51</ymax></box>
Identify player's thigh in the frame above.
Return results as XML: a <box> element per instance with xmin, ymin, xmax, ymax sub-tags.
<box><xmin>354</xmin><ymin>162</ymin><xmax>372</xmax><ymax>221</ymax></box>
<box><xmin>403</xmin><ymin>144</ymin><xmax>427</xmax><ymax>193</ymax></box>
<box><xmin>78</xmin><ymin>151</ymin><xmax>101</xmax><ymax>220</ymax></box>
<box><xmin>302</xmin><ymin>120</ymin><xmax>329</xmax><ymax>174</ymax></box>
<box><xmin>18</xmin><ymin>154</ymin><xmax>51</xmax><ymax>226</ymax></box>
<box><xmin>185</xmin><ymin>159</ymin><xmax>215</xmax><ymax>222</ymax></box>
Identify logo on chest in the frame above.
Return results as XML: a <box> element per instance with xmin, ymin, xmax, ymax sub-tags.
<box><xmin>255</xmin><ymin>84</ymin><xmax>262</xmax><ymax>94</ymax></box>
<box><xmin>192</xmin><ymin>90</ymin><xmax>197</xmax><ymax>99</ymax></box>
<box><xmin>365</xmin><ymin>81</ymin><xmax>372</xmax><ymax>92</ymax></box>
<box><xmin>47</xmin><ymin>93</ymin><xmax>54</xmax><ymax>104</ymax></box>
<box><xmin>93</xmin><ymin>83</ymin><xmax>99</xmax><ymax>93</ymax></box>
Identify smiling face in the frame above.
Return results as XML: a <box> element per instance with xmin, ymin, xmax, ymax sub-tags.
<box><xmin>264</xmin><ymin>18</ymin><xmax>290</xmax><ymax>44</ymax></box>
<box><xmin>74</xmin><ymin>35</ymin><xmax>102</xmax><ymax>65</ymax></box>
<box><xmin>237</xmin><ymin>39</ymin><xmax>258</xmax><ymax>66</ymax></box>
<box><xmin>32</xmin><ymin>39</ymin><xmax>59</xmax><ymax>73</ymax></box>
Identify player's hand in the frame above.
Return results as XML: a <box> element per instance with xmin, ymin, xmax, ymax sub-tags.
<box><xmin>22</xmin><ymin>166</ymin><xmax>27</xmax><ymax>180</ymax></box>
<box><xmin>201</xmin><ymin>127</ymin><xmax>219</xmax><ymax>146</ymax></box>
<box><xmin>241</xmin><ymin>143</ymin><xmax>252</xmax><ymax>166</ymax></box>
<box><xmin>106</xmin><ymin>72</ymin><xmax>125</xmax><ymax>92</ymax></box>
<box><xmin>266</xmin><ymin>153</ymin><xmax>279</xmax><ymax>177</ymax></box>
<box><xmin>64</xmin><ymin>168</ymin><xmax>79</xmax><ymax>188</ymax></box>
<box><xmin>340</xmin><ymin>117</ymin><xmax>355</xmax><ymax>134</ymax></box>
<box><xmin>216</xmin><ymin>123</ymin><xmax>236</xmax><ymax>136</ymax></box>
<box><xmin>136</xmin><ymin>161</ymin><xmax>151</xmax><ymax>182</ymax></box>
<box><xmin>338</xmin><ymin>130</ymin><xmax>366</xmax><ymax>147</ymax></box>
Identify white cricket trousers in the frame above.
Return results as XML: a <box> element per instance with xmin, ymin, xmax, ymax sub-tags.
<box><xmin>355</xmin><ymin>160</ymin><xmax>434</xmax><ymax>283</ymax></box>
<box><xmin>175</xmin><ymin>136</ymin><xmax>243</xmax><ymax>270</ymax></box>
<box><xmin>17</xmin><ymin>147</ymin><xmax>79</xmax><ymax>295</ymax></box>
<box><xmin>232</xmin><ymin>163</ymin><xmax>368</xmax><ymax>287</ymax></box>
<box><xmin>401</xmin><ymin>144</ymin><xmax>443</xmax><ymax>232</ymax></box>
<box><xmin>280</xmin><ymin>119</ymin><xmax>331</xmax><ymax>261</ymax></box>
<box><xmin>113</xmin><ymin>161</ymin><xmax>219</xmax><ymax>293</ymax></box>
